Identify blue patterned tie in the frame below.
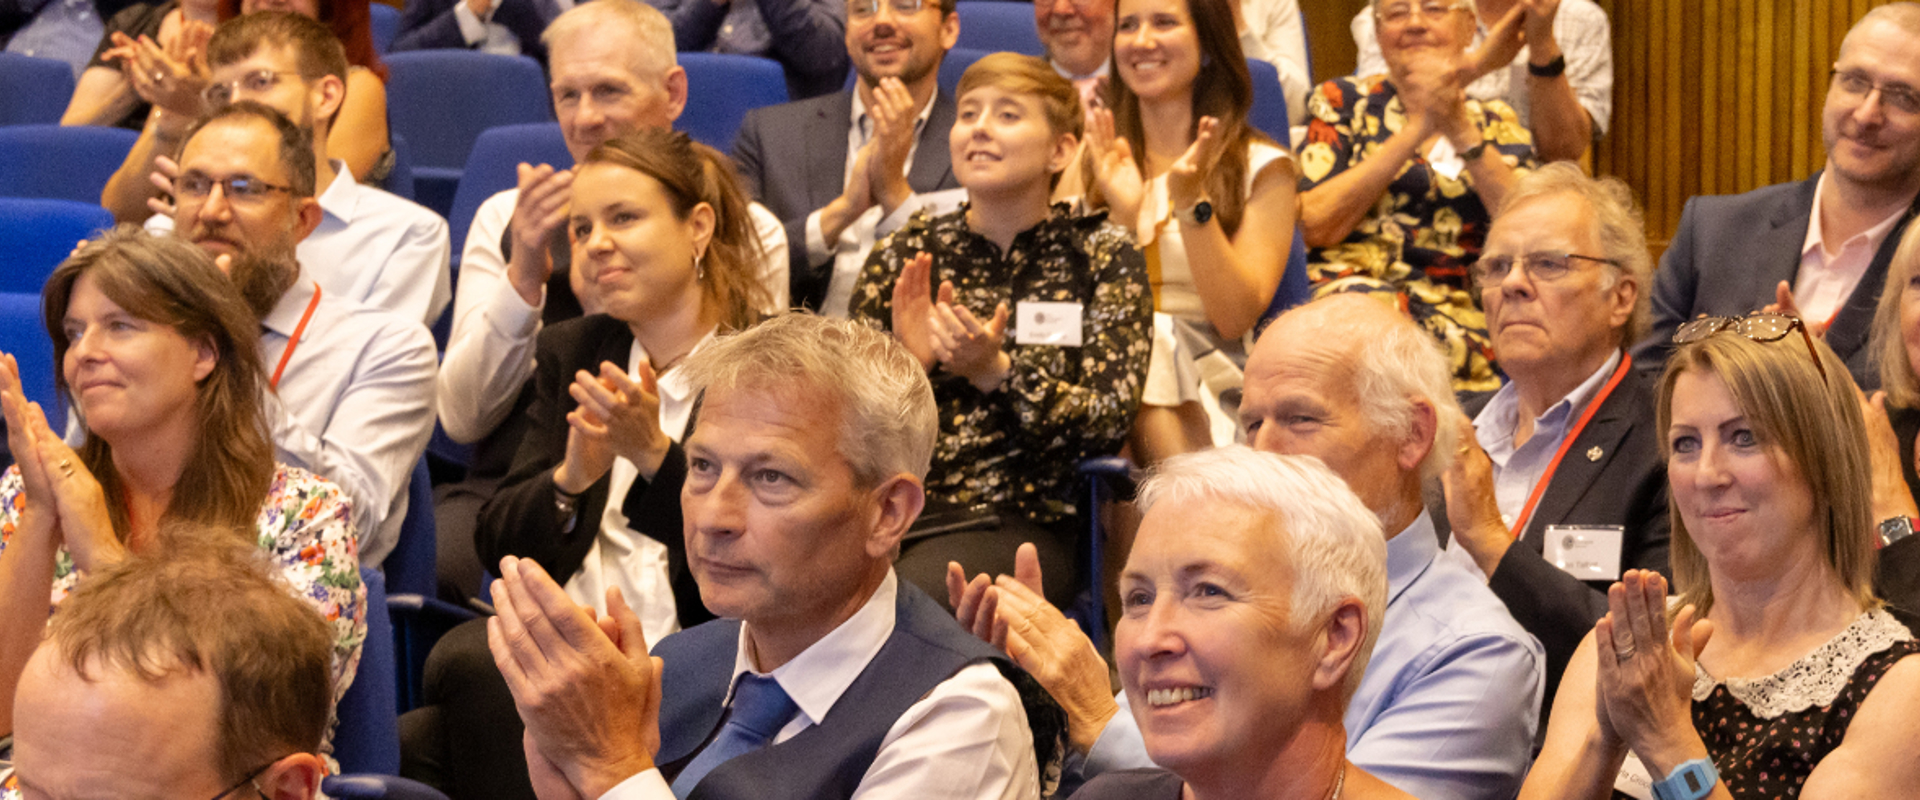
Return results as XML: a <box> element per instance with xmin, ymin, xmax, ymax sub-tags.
<box><xmin>669</xmin><ymin>674</ymin><xmax>800</xmax><ymax>798</ymax></box>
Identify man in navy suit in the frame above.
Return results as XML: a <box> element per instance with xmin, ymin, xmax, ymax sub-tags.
<box><xmin>1631</xmin><ymin>3</ymin><xmax>1920</xmax><ymax>389</ymax></box>
<box><xmin>391</xmin><ymin>0</ymin><xmax>556</xmax><ymax>62</ymax></box>
<box><xmin>732</xmin><ymin>0</ymin><xmax>960</xmax><ymax>314</ymax></box>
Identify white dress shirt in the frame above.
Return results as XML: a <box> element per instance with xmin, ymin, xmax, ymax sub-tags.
<box><xmin>452</xmin><ymin>0</ymin><xmax>525</xmax><ymax>55</ymax></box>
<box><xmin>147</xmin><ymin>161</ymin><xmax>453</xmax><ymax>326</ymax></box>
<box><xmin>1237</xmin><ymin>0</ymin><xmax>1311</xmax><ymax>125</ymax></box>
<box><xmin>1793</xmin><ymin>171</ymin><xmax>1909</xmax><ymax>324</ymax></box>
<box><xmin>603</xmin><ymin>571</ymin><xmax>1039</xmax><ymax>800</ymax></box>
<box><xmin>559</xmin><ymin>333</ymin><xmax>712</xmax><ymax>644</ymax></box>
<box><xmin>803</xmin><ymin>90</ymin><xmax>938</xmax><ymax>318</ymax></box>
<box><xmin>260</xmin><ymin>274</ymin><xmax>439</xmax><ymax>566</ymax></box>
<box><xmin>436</xmin><ymin>187</ymin><xmax>790</xmax><ymax>444</ymax></box>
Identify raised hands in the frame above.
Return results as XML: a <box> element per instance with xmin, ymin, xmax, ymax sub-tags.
<box><xmin>105</xmin><ymin>24</ymin><xmax>212</xmax><ymax>117</ymax></box>
<box><xmin>890</xmin><ymin>252</ymin><xmax>938</xmax><ymax>371</ymax></box>
<box><xmin>946</xmin><ymin>544</ymin><xmax>1118</xmax><ymax>754</ymax></box>
<box><xmin>0</xmin><ymin>355</ymin><xmax>121</xmax><ymax>571</ymax></box>
<box><xmin>930</xmin><ymin>288</ymin><xmax>1010</xmax><ymax>393</ymax></box>
<box><xmin>145</xmin><ymin>155</ymin><xmax>183</xmax><ymax>219</ymax></box>
<box><xmin>1397</xmin><ymin>50</ymin><xmax>1477</xmax><ymax>147</ymax></box>
<box><xmin>1858</xmin><ymin>390</ymin><xmax>1920</xmax><ymax>524</ymax></box>
<box><xmin>1439</xmin><ymin>409</ymin><xmax>1511</xmax><ymax>577</ymax></box>
<box><xmin>572</xmin><ymin>361</ymin><xmax>672</xmax><ymax>479</ymax></box>
<box><xmin>1594</xmin><ymin>570</ymin><xmax>1714</xmax><ymax>768</ymax></box>
<box><xmin>511</xmin><ymin>163</ymin><xmax>576</xmax><ymax>307</ymax></box>
<box><xmin>488</xmin><ymin>556</ymin><xmax>663</xmax><ymax>800</ymax></box>
<box><xmin>867</xmin><ymin>77</ymin><xmax>918</xmax><ymax>215</ymax></box>
<box><xmin>1760</xmin><ymin>282</ymin><xmax>1827</xmax><ymax>338</ymax></box>
<box><xmin>1085</xmin><ymin>106</ymin><xmax>1145</xmax><ymax>233</ymax></box>
<box><xmin>1165</xmin><ymin>115</ymin><xmax>1228</xmax><ymax>211</ymax></box>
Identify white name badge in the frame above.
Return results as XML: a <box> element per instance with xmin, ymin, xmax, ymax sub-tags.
<box><xmin>1543</xmin><ymin>524</ymin><xmax>1625</xmax><ymax>581</ymax></box>
<box><xmin>1613</xmin><ymin>752</ymin><xmax>1656</xmax><ymax>800</ymax></box>
<box><xmin>1015</xmin><ymin>301</ymin><xmax>1084</xmax><ymax>347</ymax></box>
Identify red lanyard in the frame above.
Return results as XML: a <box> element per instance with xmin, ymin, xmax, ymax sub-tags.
<box><xmin>1508</xmin><ymin>354</ymin><xmax>1632</xmax><ymax>539</ymax></box>
<box><xmin>270</xmin><ymin>283</ymin><xmax>322</xmax><ymax>391</ymax></box>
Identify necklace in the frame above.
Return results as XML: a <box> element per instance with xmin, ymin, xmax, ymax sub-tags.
<box><xmin>1326</xmin><ymin>763</ymin><xmax>1345</xmax><ymax>800</ymax></box>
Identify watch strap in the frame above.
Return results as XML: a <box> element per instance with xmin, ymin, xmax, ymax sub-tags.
<box><xmin>1173</xmin><ymin>198</ymin><xmax>1213</xmax><ymax>225</ymax></box>
<box><xmin>1651</xmin><ymin>758</ymin><xmax>1718</xmax><ymax>800</ymax></box>
<box><xmin>1459</xmin><ymin>140</ymin><xmax>1489</xmax><ymax>162</ymax></box>
<box><xmin>1879</xmin><ymin>515</ymin><xmax>1915</xmax><ymax>548</ymax></box>
<box><xmin>1528</xmin><ymin>54</ymin><xmax>1568</xmax><ymax>78</ymax></box>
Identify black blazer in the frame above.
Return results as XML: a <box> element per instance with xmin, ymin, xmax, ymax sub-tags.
<box><xmin>475</xmin><ymin>314</ymin><xmax>712</xmax><ymax>629</ymax></box>
<box><xmin>1631</xmin><ymin>173</ymin><xmax>1920</xmax><ymax>389</ymax></box>
<box><xmin>731</xmin><ymin>88</ymin><xmax>959</xmax><ymax>310</ymax></box>
<box><xmin>1445</xmin><ymin>361</ymin><xmax>1670</xmax><ymax>709</ymax></box>
<box><xmin>390</xmin><ymin>0</ymin><xmax>552</xmax><ymax>64</ymax></box>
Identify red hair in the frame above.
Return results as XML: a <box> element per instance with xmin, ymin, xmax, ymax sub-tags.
<box><xmin>217</xmin><ymin>0</ymin><xmax>389</xmax><ymax>81</ymax></box>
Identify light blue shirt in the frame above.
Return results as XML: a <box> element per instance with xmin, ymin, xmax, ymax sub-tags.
<box><xmin>1075</xmin><ymin>512</ymin><xmax>1546</xmax><ymax>800</ymax></box>
<box><xmin>1474</xmin><ymin>349</ymin><xmax>1624</xmax><ymax>525</ymax></box>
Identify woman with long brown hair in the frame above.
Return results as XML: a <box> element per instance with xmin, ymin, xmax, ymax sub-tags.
<box><xmin>0</xmin><ymin>227</ymin><xmax>364</xmax><ymax>752</ymax></box>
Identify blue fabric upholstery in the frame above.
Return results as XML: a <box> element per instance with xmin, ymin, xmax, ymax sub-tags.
<box><xmin>371</xmin><ymin>2</ymin><xmax>400</xmax><ymax>54</ymax></box>
<box><xmin>679</xmin><ymin>52</ymin><xmax>790</xmax><ymax>152</ymax></box>
<box><xmin>0</xmin><ymin>198</ymin><xmax>113</xmax><ymax>293</ymax></box>
<box><xmin>446</xmin><ymin>122</ymin><xmax>571</xmax><ymax>264</ymax></box>
<box><xmin>385</xmin><ymin>459</ymin><xmax>437</xmax><ymax>597</ymax></box>
<box><xmin>0</xmin><ymin>292</ymin><xmax>61</xmax><ymax>431</ymax></box>
<box><xmin>334</xmin><ymin>567</ymin><xmax>402</xmax><ymax>776</ymax></box>
<box><xmin>384</xmin><ymin>52</ymin><xmax>552</xmax><ymax>215</ymax></box>
<box><xmin>937</xmin><ymin>47</ymin><xmax>990</xmax><ymax>99</ymax></box>
<box><xmin>954</xmin><ymin>2</ymin><xmax>1044</xmax><ymax>57</ymax></box>
<box><xmin>0</xmin><ymin>125</ymin><xmax>140</xmax><ymax>203</ymax></box>
<box><xmin>1246</xmin><ymin>57</ymin><xmax>1291</xmax><ymax>143</ymax></box>
<box><xmin>0</xmin><ymin>53</ymin><xmax>77</xmax><ymax>126</ymax></box>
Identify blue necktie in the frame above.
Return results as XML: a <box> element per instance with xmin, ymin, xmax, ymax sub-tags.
<box><xmin>669</xmin><ymin>674</ymin><xmax>800</xmax><ymax>798</ymax></box>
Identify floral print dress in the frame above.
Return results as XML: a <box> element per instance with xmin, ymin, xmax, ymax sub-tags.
<box><xmin>1298</xmin><ymin>74</ymin><xmax>1538</xmax><ymax>392</ymax></box>
<box><xmin>852</xmin><ymin>203</ymin><xmax>1153</xmax><ymax>528</ymax></box>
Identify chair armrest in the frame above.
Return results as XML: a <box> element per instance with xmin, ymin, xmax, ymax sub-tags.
<box><xmin>323</xmin><ymin>774</ymin><xmax>452</xmax><ymax>800</ymax></box>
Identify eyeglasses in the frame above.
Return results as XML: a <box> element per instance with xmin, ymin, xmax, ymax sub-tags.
<box><xmin>202</xmin><ymin>69</ymin><xmax>308</xmax><ymax>107</ymax></box>
<box><xmin>1672</xmin><ymin>312</ymin><xmax>1828</xmax><ymax>383</ymax></box>
<box><xmin>175</xmin><ymin>173</ymin><xmax>297</xmax><ymax>204</ymax></box>
<box><xmin>1375</xmin><ymin>0</ymin><xmax>1467</xmax><ymax>26</ymax></box>
<box><xmin>1829</xmin><ymin>68</ymin><xmax>1920</xmax><ymax>116</ymax></box>
<box><xmin>1470</xmin><ymin>251</ymin><xmax>1617</xmax><ymax>288</ymax></box>
<box><xmin>849</xmin><ymin>0</ymin><xmax>925</xmax><ymax>19</ymax></box>
<box><xmin>206</xmin><ymin>760</ymin><xmax>278</xmax><ymax>800</ymax></box>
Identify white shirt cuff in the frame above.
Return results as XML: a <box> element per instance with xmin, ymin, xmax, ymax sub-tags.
<box><xmin>804</xmin><ymin>209</ymin><xmax>833</xmax><ymax>265</ymax></box>
<box><xmin>452</xmin><ymin>2</ymin><xmax>490</xmax><ymax>46</ymax></box>
<box><xmin>596</xmin><ymin>767</ymin><xmax>673</xmax><ymax>800</ymax></box>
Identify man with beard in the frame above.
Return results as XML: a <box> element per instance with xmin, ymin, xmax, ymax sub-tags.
<box><xmin>1632</xmin><ymin>3</ymin><xmax>1920</xmax><ymax>389</ymax></box>
<box><xmin>732</xmin><ymin>0</ymin><xmax>961</xmax><ymax>315</ymax></box>
<box><xmin>171</xmin><ymin>100</ymin><xmax>437</xmax><ymax>567</ymax></box>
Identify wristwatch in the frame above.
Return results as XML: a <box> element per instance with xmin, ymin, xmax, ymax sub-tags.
<box><xmin>1651</xmin><ymin>758</ymin><xmax>1718</xmax><ymax>800</ymax></box>
<box><xmin>1528</xmin><ymin>54</ymin><xmax>1568</xmax><ymax>78</ymax></box>
<box><xmin>1173</xmin><ymin>198</ymin><xmax>1213</xmax><ymax>225</ymax></box>
<box><xmin>1879</xmin><ymin>515</ymin><xmax>1915</xmax><ymax>549</ymax></box>
<box><xmin>1458</xmin><ymin>140</ymin><xmax>1489</xmax><ymax>161</ymax></box>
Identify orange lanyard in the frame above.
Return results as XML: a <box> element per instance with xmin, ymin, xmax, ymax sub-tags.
<box><xmin>270</xmin><ymin>283</ymin><xmax>322</xmax><ymax>391</ymax></box>
<box><xmin>1508</xmin><ymin>354</ymin><xmax>1632</xmax><ymax>539</ymax></box>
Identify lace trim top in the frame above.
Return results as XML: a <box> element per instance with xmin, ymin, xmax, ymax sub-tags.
<box><xmin>1691</xmin><ymin>608</ymin><xmax>1914</xmax><ymax>719</ymax></box>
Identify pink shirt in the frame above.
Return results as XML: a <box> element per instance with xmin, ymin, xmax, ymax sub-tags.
<box><xmin>1793</xmin><ymin>172</ymin><xmax>1907</xmax><ymax>324</ymax></box>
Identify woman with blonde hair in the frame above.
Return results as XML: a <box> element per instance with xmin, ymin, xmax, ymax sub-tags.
<box><xmin>1520</xmin><ymin>319</ymin><xmax>1920</xmax><ymax>798</ymax></box>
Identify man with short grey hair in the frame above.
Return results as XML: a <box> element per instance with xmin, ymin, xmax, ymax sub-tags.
<box><xmin>1443</xmin><ymin>161</ymin><xmax>1669</xmax><ymax>716</ymax></box>
<box><xmin>952</xmin><ymin>294</ymin><xmax>1545</xmax><ymax>800</ymax></box>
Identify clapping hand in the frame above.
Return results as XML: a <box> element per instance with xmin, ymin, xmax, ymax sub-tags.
<box><xmin>0</xmin><ymin>354</ymin><xmax>121</xmax><ymax>570</ymax></box>
<box><xmin>1165</xmin><ymin>115</ymin><xmax>1228</xmax><ymax>211</ymax></box>
<box><xmin>890</xmin><ymin>252</ymin><xmax>939</xmax><ymax>371</ymax></box>
<box><xmin>1594</xmin><ymin>570</ymin><xmax>1714</xmax><ymax>768</ymax></box>
<box><xmin>1085</xmin><ymin>106</ymin><xmax>1145</xmax><ymax>233</ymax></box>
<box><xmin>867</xmin><ymin>77</ymin><xmax>918</xmax><ymax>214</ymax></box>
<box><xmin>929</xmin><ymin>284</ymin><xmax>1010</xmax><ymax>393</ymax></box>
<box><xmin>569</xmin><ymin>361</ymin><xmax>673</xmax><ymax>480</ymax></box>
<box><xmin>511</xmin><ymin>163</ymin><xmax>575</xmax><ymax>305</ymax></box>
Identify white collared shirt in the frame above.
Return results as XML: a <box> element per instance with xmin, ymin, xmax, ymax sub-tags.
<box><xmin>559</xmin><ymin>332</ymin><xmax>712</xmax><ymax>642</ymax></box>
<box><xmin>1792</xmin><ymin>171</ymin><xmax>1908</xmax><ymax>324</ymax></box>
<box><xmin>803</xmin><ymin>89</ymin><xmax>938</xmax><ymax>318</ymax></box>
<box><xmin>1472</xmin><ymin>348</ymin><xmax>1622</xmax><ymax>528</ymax></box>
<box><xmin>602</xmin><ymin>571</ymin><xmax>1039</xmax><ymax>800</ymax></box>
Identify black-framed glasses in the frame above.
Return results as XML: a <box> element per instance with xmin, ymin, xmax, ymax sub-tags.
<box><xmin>1672</xmin><ymin>312</ymin><xmax>1828</xmax><ymax>383</ymax></box>
<box><xmin>1470</xmin><ymin>251</ymin><xmax>1617</xmax><ymax>288</ymax></box>
<box><xmin>174</xmin><ymin>173</ymin><xmax>297</xmax><ymax>204</ymax></box>
<box><xmin>849</xmin><ymin>0</ymin><xmax>924</xmax><ymax>18</ymax></box>
<box><xmin>202</xmin><ymin>68</ymin><xmax>309</xmax><ymax>107</ymax></box>
<box><xmin>1830</xmin><ymin>67</ymin><xmax>1920</xmax><ymax>116</ymax></box>
<box><xmin>206</xmin><ymin>760</ymin><xmax>278</xmax><ymax>800</ymax></box>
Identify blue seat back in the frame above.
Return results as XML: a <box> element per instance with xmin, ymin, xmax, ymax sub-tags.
<box><xmin>0</xmin><ymin>198</ymin><xmax>113</xmax><ymax>293</ymax></box>
<box><xmin>1246</xmin><ymin>57</ymin><xmax>1291</xmax><ymax>143</ymax></box>
<box><xmin>954</xmin><ymin>2</ymin><xmax>1044</xmax><ymax>56</ymax></box>
<box><xmin>1253</xmin><ymin>227</ymin><xmax>1313</xmax><ymax>340</ymax></box>
<box><xmin>384</xmin><ymin>459</ymin><xmax>436</xmax><ymax>597</ymax></box>
<box><xmin>382</xmin><ymin>132</ymin><xmax>416</xmax><ymax>201</ymax></box>
<box><xmin>0</xmin><ymin>292</ymin><xmax>60</xmax><ymax>430</ymax></box>
<box><xmin>937</xmin><ymin>47</ymin><xmax>991</xmax><ymax>100</ymax></box>
<box><xmin>0</xmin><ymin>125</ymin><xmax>140</xmax><ymax>203</ymax></box>
<box><xmin>386</xmin><ymin>52</ymin><xmax>552</xmax><ymax>171</ymax></box>
<box><xmin>678</xmin><ymin>53</ymin><xmax>789</xmax><ymax>151</ymax></box>
<box><xmin>0</xmin><ymin>53</ymin><xmax>77</xmax><ymax>126</ymax></box>
<box><xmin>447</xmin><ymin>122</ymin><xmax>571</xmax><ymax>254</ymax></box>
<box><xmin>334</xmin><ymin>567</ymin><xmax>401</xmax><ymax>776</ymax></box>
<box><xmin>370</xmin><ymin>2</ymin><xmax>400</xmax><ymax>54</ymax></box>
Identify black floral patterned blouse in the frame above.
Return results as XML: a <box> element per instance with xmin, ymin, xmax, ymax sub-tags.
<box><xmin>1297</xmin><ymin>74</ymin><xmax>1538</xmax><ymax>392</ymax></box>
<box><xmin>851</xmin><ymin>203</ymin><xmax>1152</xmax><ymax>526</ymax></box>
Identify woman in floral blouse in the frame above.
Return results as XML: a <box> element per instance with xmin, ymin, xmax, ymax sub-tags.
<box><xmin>0</xmin><ymin>229</ymin><xmax>364</xmax><ymax>753</ymax></box>
<box><xmin>1297</xmin><ymin>0</ymin><xmax>1536</xmax><ymax>391</ymax></box>
<box><xmin>853</xmin><ymin>54</ymin><xmax>1152</xmax><ymax>606</ymax></box>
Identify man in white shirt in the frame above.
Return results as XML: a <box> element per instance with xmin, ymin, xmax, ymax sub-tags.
<box><xmin>1632</xmin><ymin>3</ymin><xmax>1920</xmax><ymax>389</ymax></box>
<box><xmin>391</xmin><ymin>0</ymin><xmax>559</xmax><ymax>60</ymax></box>
<box><xmin>488</xmin><ymin>314</ymin><xmax>1047</xmax><ymax>800</ymax></box>
<box><xmin>1353</xmin><ymin>0</ymin><xmax>1612</xmax><ymax>163</ymax></box>
<box><xmin>171</xmin><ymin>101</ymin><xmax>437</xmax><ymax>567</ymax></box>
<box><xmin>126</xmin><ymin>12</ymin><xmax>452</xmax><ymax>326</ymax></box>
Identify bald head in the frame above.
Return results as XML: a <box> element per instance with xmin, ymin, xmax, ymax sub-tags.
<box><xmin>1842</xmin><ymin>2</ymin><xmax>1920</xmax><ymax>55</ymax></box>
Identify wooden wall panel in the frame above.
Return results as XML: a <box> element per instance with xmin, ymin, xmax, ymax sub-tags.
<box><xmin>1593</xmin><ymin>0</ymin><xmax>1901</xmax><ymax>251</ymax></box>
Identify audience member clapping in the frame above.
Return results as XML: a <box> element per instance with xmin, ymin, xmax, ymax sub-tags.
<box><xmin>1858</xmin><ymin>220</ymin><xmax>1920</xmax><ymax>608</ymax></box>
<box><xmin>1085</xmin><ymin>0</ymin><xmax>1298</xmax><ymax>461</ymax></box>
<box><xmin>651</xmin><ymin>0</ymin><xmax>850</xmax><ymax>100</ymax></box>
<box><xmin>1522</xmin><ymin>319</ymin><xmax>1920</xmax><ymax>798</ymax></box>
<box><xmin>1299</xmin><ymin>0</ymin><xmax>1535</xmax><ymax>392</ymax></box>
<box><xmin>850</xmin><ymin>53</ymin><xmax>1151</xmax><ymax>608</ymax></box>
<box><xmin>62</xmin><ymin>0</ymin><xmax>217</xmax><ymax>130</ymax></box>
<box><xmin>1071</xmin><ymin>446</ymin><xmax>1409</xmax><ymax>800</ymax></box>
<box><xmin>0</xmin><ymin>228</ymin><xmax>364</xmax><ymax>760</ymax></box>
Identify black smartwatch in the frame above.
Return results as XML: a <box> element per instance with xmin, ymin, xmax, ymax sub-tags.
<box><xmin>1174</xmin><ymin>198</ymin><xmax>1213</xmax><ymax>225</ymax></box>
<box><xmin>1528</xmin><ymin>54</ymin><xmax>1567</xmax><ymax>78</ymax></box>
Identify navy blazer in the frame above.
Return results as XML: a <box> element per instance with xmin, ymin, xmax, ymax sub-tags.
<box><xmin>1631</xmin><ymin>172</ymin><xmax>1920</xmax><ymax>389</ymax></box>
<box><xmin>391</xmin><ymin>0</ymin><xmax>553</xmax><ymax>64</ymax></box>
<box><xmin>731</xmin><ymin>88</ymin><xmax>959</xmax><ymax>310</ymax></box>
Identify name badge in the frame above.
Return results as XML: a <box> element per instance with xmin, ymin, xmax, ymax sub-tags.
<box><xmin>1613</xmin><ymin>752</ymin><xmax>1655</xmax><ymax>800</ymax></box>
<box><xmin>1543</xmin><ymin>524</ymin><xmax>1624</xmax><ymax>581</ymax></box>
<box><xmin>1015</xmin><ymin>301</ymin><xmax>1084</xmax><ymax>347</ymax></box>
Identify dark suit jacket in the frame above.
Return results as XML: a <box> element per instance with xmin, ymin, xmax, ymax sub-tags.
<box><xmin>475</xmin><ymin>314</ymin><xmax>713</xmax><ymax>629</ymax></box>
<box><xmin>391</xmin><ymin>0</ymin><xmax>552</xmax><ymax>64</ymax></box>
<box><xmin>731</xmin><ymin>88</ymin><xmax>959</xmax><ymax>310</ymax></box>
<box><xmin>1631</xmin><ymin>173</ymin><xmax>1920</xmax><ymax>389</ymax></box>
<box><xmin>1445</xmin><ymin>361</ymin><xmax>1670</xmax><ymax>711</ymax></box>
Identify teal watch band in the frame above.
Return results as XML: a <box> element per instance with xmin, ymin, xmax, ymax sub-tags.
<box><xmin>1652</xmin><ymin>758</ymin><xmax>1718</xmax><ymax>800</ymax></box>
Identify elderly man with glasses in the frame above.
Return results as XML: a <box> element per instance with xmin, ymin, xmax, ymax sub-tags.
<box><xmin>1632</xmin><ymin>3</ymin><xmax>1920</xmax><ymax>390</ymax></box>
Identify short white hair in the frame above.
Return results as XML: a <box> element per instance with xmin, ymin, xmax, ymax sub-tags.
<box><xmin>543</xmin><ymin>0</ymin><xmax>677</xmax><ymax>82</ymax></box>
<box><xmin>1136</xmin><ymin>445</ymin><xmax>1388</xmax><ymax>698</ymax></box>
<box><xmin>1337</xmin><ymin>300</ymin><xmax>1461</xmax><ymax>482</ymax></box>
<box><xmin>680</xmin><ymin>312</ymin><xmax>937</xmax><ymax>486</ymax></box>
